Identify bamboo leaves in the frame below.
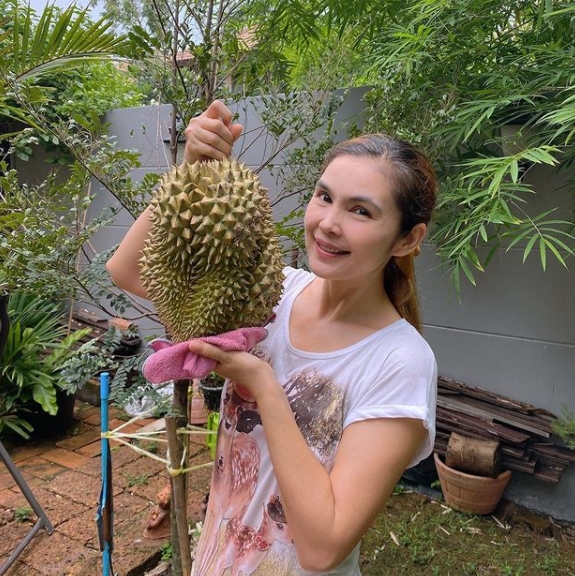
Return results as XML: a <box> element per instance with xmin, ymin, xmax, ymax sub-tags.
<box><xmin>360</xmin><ymin>0</ymin><xmax>575</xmax><ymax>288</ymax></box>
<box><xmin>435</xmin><ymin>142</ymin><xmax>572</xmax><ymax>290</ymax></box>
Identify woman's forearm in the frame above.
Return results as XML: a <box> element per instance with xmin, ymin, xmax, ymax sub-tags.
<box><xmin>256</xmin><ymin>380</ymin><xmax>425</xmax><ymax>572</ymax></box>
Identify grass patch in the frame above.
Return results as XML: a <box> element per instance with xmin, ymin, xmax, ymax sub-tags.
<box><xmin>360</xmin><ymin>488</ymin><xmax>575</xmax><ymax>576</ymax></box>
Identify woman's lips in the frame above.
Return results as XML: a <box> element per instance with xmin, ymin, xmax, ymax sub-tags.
<box><xmin>315</xmin><ymin>239</ymin><xmax>348</xmax><ymax>255</ymax></box>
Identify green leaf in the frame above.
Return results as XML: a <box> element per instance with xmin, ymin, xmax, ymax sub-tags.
<box><xmin>539</xmin><ymin>237</ymin><xmax>547</xmax><ymax>271</ymax></box>
<box><xmin>458</xmin><ymin>256</ymin><xmax>477</xmax><ymax>286</ymax></box>
<box><xmin>543</xmin><ymin>238</ymin><xmax>568</xmax><ymax>268</ymax></box>
<box><xmin>32</xmin><ymin>382</ymin><xmax>58</xmax><ymax>415</ymax></box>
<box><xmin>2</xmin><ymin>4</ymin><xmax>128</xmax><ymax>83</ymax></box>
<box><xmin>0</xmin><ymin>415</ymin><xmax>33</xmax><ymax>439</ymax></box>
<box><xmin>523</xmin><ymin>234</ymin><xmax>539</xmax><ymax>263</ymax></box>
<box><xmin>509</xmin><ymin>159</ymin><xmax>519</xmax><ymax>184</ymax></box>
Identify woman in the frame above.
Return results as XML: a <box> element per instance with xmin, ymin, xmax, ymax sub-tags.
<box><xmin>107</xmin><ymin>100</ymin><xmax>438</xmax><ymax>575</ymax></box>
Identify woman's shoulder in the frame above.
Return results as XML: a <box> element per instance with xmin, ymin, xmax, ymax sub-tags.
<box><xmin>266</xmin><ymin>267</ymin><xmax>314</xmax><ymax>321</ymax></box>
<box><xmin>383</xmin><ymin>321</ymin><xmax>437</xmax><ymax>375</ymax></box>
<box><xmin>281</xmin><ymin>266</ymin><xmax>314</xmax><ymax>292</ymax></box>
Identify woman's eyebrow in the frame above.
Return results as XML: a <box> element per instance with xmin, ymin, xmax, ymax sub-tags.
<box><xmin>316</xmin><ymin>179</ymin><xmax>384</xmax><ymax>214</ymax></box>
<box><xmin>351</xmin><ymin>195</ymin><xmax>382</xmax><ymax>210</ymax></box>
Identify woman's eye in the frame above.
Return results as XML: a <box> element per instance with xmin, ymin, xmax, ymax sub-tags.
<box><xmin>315</xmin><ymin>190</ymin><xmax>331</xmax><ymax>203</ymax></box>
<box><xmin>353</xmin><ymin>207</ymin><xmax>371</xmax><ymax>217</ymax></box>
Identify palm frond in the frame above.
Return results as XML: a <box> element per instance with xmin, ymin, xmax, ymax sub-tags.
<box><xmin>1</xmin><ymin>4</ymin><xmax>127</xmax><ymax>83</ymax></box>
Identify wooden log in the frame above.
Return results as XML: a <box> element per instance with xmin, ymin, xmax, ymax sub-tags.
<box><xmin>434</xmin><ymin>375</ymin><xmax>575</xmax><ymax>482</ymax></box>
<box><xmin>501</xmin><ymin>455</ymin><xmax>538</xmax><ymax>475</ymax></box>
<box><xmin>534</xmin><ymin>466</ymin><xmax>564</xmax><ymax>483</ymax></box>
<box><xmin>500</xmin><ymin>444</ymin><xmax>527</xmax><ymax>459</ymax></box>
<box><xmin>445</xmin><ymin>432</ymin><xmax>502</xmax><ymax>477</ymax></box>
<box><xmin>438</xmin><ymin>376</ymin><xmax>531</xmax><ymax>413</ymax></box>
<box><xmin>531</xmin><ymin>443</ymin><xmax>575</xmax><ymax>464</ymax></box>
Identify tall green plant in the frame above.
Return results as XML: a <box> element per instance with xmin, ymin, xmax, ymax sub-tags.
<box><xmin>0</xmin><ymin>291</ymin><xmax>90</xmax><ymax>439</ymax></box>
<box><xmin>0</xmin><ymin>2</ymin><xmax>127</xmax><ymax>132</ymax></box>
<box><xmin>359</xmin><ymin>0</ymin><xmax>575</xmax><ymax>290</ymax></box>
<box><xmin>0</xmin><ymin>2</ymin><xmax>155</xmax><ymax>306</ymax></box>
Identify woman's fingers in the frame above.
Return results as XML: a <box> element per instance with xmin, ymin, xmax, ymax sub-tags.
<box><xmin>183</xmin><ymin>100</ymin><xmax>243</xmax><ymax>163</ymax></box>
<box><xmin>204</xmin><ymin>99</ymin><xmax>234</xmax><ymax>126</ymax></box>
<box><xmin>188</xmin><ymin>340</ymin><xmax>222</xmax><ymax>361</ymax></box>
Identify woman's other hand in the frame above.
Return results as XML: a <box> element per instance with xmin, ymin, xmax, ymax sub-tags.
<box><xmin>184</xmin><ymin>100</ymin><xmax>244</xmax><ymax>164</ymax></box>
<box><xmin>188</xmin><ymin>340</ymin><xmax>277</xmax><ymax>402</ymax></box>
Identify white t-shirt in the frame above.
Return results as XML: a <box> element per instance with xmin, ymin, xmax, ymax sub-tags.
<box><xmin>192</xmin><ymin>267</ymin><xmax>437</xmax><ymax>576</ymax></box>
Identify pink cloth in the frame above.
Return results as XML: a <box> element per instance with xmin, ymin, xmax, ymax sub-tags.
<box><xmin>141</xmin><ymin>326</ymin><xmax>268</xmax><ymax>384</ymax></box>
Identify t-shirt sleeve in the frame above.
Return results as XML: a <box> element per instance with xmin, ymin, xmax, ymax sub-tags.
<box><xmin>343</xmin><ymin>340</ymin><xmax>438</xmax><ymax>468</ymax></box>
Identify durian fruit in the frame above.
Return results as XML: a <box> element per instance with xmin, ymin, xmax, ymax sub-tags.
<box><xmin>139</xmin><ymin>158</ymin><xmax>285</xmax><ymax>342</ymax></box>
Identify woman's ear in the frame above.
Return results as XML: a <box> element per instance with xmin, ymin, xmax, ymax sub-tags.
<box><xmin>392</xmin><ymin>223</ymin><xmax>427</xmax><ymax>257</ymax></box>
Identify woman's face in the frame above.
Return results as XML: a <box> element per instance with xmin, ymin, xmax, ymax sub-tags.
<box><xmin>304</xmin><ymin>154</ymin><xmax>406</xmax><ymax>283</ymax></box>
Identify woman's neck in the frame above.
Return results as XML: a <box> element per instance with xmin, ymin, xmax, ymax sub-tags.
<box><xmin>308</xmin><ymin>276</ymin><xmax>399</xmax><ymax>328</ymax></box>
<box><xmin>289</xmin><ymin>276</ymin><xmax>401</xmax><ymax>353</ymax></box>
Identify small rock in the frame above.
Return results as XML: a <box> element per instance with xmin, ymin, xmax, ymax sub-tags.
<box><xmin>143</xmin><ymin>560</ymin><xmax>171</xmax><ymax>576</ymax></box>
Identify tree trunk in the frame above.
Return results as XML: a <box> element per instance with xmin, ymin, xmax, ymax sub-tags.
<box><xmin>445</xmin><ymin>432</ymin><xmax>502</xmax><ymax>477</ymax></box>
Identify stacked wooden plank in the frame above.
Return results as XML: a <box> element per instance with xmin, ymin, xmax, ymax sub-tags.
<box><xmin>435</xmin><ymin>376</ymin><xmax>575</xmax><ymax>484</ymax></box>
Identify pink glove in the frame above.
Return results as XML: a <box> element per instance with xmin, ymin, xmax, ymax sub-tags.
<box><xmin>141</xmin><ymin>326</ymin><xmax>268</xmax><ymax>384</ymax></box>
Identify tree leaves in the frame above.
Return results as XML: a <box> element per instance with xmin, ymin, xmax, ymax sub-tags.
<box><xmin>360</xmin><ymin>0</ymin><xmax>575</xmax><ymax>291</ymax></box>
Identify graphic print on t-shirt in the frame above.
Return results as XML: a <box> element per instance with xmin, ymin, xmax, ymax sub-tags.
<box><xmin>193</xmin><ymin>368</ymin><xmax>344</xmax><ymax>576</ymax></box>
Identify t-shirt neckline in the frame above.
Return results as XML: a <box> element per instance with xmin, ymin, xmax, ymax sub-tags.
<box><xmin>283</xmin><ymin>272</ymin><xmax>407</xmax><ymax>358</ymax></box>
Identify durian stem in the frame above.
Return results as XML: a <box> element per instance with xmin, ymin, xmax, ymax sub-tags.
<box><xmin>166</xmin><ymin>412</ymin><xmax>191</xmax><ymax>576</ymax></box>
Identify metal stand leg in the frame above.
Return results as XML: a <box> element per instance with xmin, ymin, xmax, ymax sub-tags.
<box><xmin>0</xmin><ymin>441</ymin><xmax>54</xmax><ymax>575</ymax></box>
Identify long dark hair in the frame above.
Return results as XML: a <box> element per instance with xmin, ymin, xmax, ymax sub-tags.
<box><xmin>322</xmin><ymin>134</ymin><xmax>438</xmax><ymax>331</ymax></box>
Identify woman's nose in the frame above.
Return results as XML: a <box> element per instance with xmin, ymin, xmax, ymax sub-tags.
<box><xmin>318</xmin><ymin>207</ymin><xmax>342</xmax><ymax>234</ymax></box>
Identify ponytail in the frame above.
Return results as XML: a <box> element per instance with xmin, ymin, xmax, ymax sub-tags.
<box><xmin>386</xmin><ymin>249</ymin><xmax>422</xmax><ymax>332</ymax></box>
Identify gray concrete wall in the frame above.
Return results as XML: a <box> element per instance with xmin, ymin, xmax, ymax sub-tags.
<box><xmin>417</xmin><ymin>160</ymin><xmax>575</xmax><ymax>522</ymax></box>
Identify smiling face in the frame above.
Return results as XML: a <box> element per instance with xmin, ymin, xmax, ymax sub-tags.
<box><xmin>304</xmin><ymin>154</ymin><xmax>410</xmax><ymax>284</ymax></box>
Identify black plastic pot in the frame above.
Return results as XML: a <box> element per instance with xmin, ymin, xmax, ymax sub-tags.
<box><xmin>27</xmin><ymin>389</ymin><xmax>77</xmax><ymax>437</ymax></box>
<box><xmin>198</xmin><ymin>380</ymin><xmax>224</xmax><ymax>412</ymax></box>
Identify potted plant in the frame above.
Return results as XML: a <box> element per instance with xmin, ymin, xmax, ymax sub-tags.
<box><xmin>0</xmin><ymin>290</ymin><xmax>91</xmax><ymax>438</ymax></box>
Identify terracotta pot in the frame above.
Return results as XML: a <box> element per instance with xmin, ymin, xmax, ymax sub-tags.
<box><xmin>434</xmin><ymin>452</ymin><xmax>512</xmax><ymax>515</ymax></box>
